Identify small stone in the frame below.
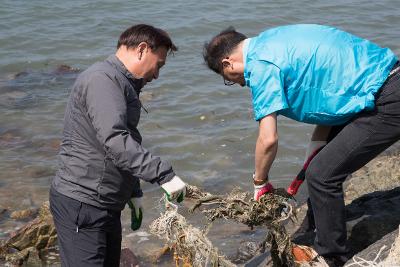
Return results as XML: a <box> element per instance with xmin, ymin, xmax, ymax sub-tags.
<box><xmin>47</xmin><ymin>236</ymin><xmax>58</xmax><ymax>248</ymax></box>
<box><xmin>10</xmin><ymin>209</ymin><xmax>38</xmax><ymax>220</ymax></box>
<box><xmin>53</xmin><ymin>64</ymin><xmax>80</xmax><ymax>74</ymax></box>
<box><xmin>120</xmin><ymin>247</ymin><xmax>140</xmax><ymax>267</ymax></box>
<box><xmin>35</xmin><ymin>235</ymin><xmax>49</xmax><ymax>250</ymax></box>
<box><xmin>12</xmin><ymin>227</ymin><xmax>38</xmax><ymax>249</ymax></box>
<box><xmin>49</xmin><ymin>139</ymin><xmax>61</xmax><ymax>150</ymax></box>
<box><xmin>37</xmin><ymin>224</ymin><xmax>50</xmax><ymax>236</ymax></box>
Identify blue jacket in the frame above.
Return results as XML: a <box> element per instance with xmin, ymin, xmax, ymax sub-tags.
<box><xmin>243</xmin><ymin>24</ymin><xmax>398</xmax><ymax>125</ymax></box>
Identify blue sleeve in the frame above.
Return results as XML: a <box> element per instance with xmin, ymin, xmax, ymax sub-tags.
<box><xmin>248</xmin><ymin>61</ymin><xmax>288</xmax><ymax>121</ymax></box>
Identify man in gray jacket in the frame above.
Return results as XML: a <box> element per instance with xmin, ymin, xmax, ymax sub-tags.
<box><xmin>49</xmin><ymin>24</ymin><xmax>186</xmax><ymax>267</ymax></box>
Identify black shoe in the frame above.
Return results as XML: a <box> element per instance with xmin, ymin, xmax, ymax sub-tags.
<box><xmin>322</xmin><ymin>255</ymin><xmax>347</xmax><ymax>267</ymax></box>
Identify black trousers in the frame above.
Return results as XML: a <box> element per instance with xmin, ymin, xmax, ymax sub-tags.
<box><xmin>306</xmin><ymin>64</ymin><xmax>400</xmax><ymax>260</ymax></box>
<box><xmin>49</xmin><ymin>187</ymin><xmax>122</xmax><ymax>267</ymax></box>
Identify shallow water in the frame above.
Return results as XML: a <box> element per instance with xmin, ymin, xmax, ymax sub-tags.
<box><xmin>0</xmin><ymin>0</ymin><xmax>399</xmax><ymax>265</ymax></box>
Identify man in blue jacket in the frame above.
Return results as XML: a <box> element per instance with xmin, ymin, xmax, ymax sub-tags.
<box><xmin>203</xmin><ymin>24</ymin><xmax>399</xmax><ymax>266</ymax></box>
<box><xmin>50</xmin><ymin>24</ymin><xmax>186</xmax><ymax>267</ymax></box>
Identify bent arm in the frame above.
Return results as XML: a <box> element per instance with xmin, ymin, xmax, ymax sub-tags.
<box><xmin>254</xmin><ymin>113</ymin><xmax>278</xmax><ymax>183</ymax></box>
<box><xmin>85</xmin><ymin>73</ymin><xmax>175</xmax><ymax>184</ymax></box>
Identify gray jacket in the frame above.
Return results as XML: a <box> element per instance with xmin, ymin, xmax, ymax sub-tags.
<box><xmin>52</xmin><ymin>55</ymin><xmax>175</xmax><ymax>211</ymax></box>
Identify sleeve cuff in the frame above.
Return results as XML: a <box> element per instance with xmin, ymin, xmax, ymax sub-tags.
<box><xmin>156</xmin><ymin>171</ymin><xmax>176</xmax><ymax>186</ymax></box>
<box><xmin>255</xmin><ymin>104</ymin><xmax>287</xmax><ymax>121</ymax></box>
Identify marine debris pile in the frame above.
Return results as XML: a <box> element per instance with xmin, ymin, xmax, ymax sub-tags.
<box><xmin>149</xmin><ymin>185</ymin><xmax>296</xmax><ymax>267</ymax></box>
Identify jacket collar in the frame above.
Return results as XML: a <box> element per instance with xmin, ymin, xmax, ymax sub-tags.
<box><xmin>106</xmin><ymin>54</ymin><xmax>144</xmax><ymax>93</ymax></box>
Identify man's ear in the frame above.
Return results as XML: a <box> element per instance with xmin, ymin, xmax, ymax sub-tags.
<box><xmin>136</xmin><ymin>42</ymin><xmax>149</xmax><ymax>60</ymax></box>
<box><xmin>221</xmin><ymin>58</ymin><xmax>232</xmax><ymax>69</ymax></box>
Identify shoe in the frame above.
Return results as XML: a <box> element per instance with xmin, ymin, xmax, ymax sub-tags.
<box><xmin>322</xmin><ymin>255</ymin><xmax>347</xmax><ymax>267</ymax></box>
<box><xmin>292</xmin><ymin>244</ymin><xmax>347</xmax><ymax>267</ymax></box>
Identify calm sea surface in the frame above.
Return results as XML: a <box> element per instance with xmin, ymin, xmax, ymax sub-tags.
<box><xmin>0</xmin><ymin>0</ymin><xmax>399</xmax><ymax>265</ymax></box>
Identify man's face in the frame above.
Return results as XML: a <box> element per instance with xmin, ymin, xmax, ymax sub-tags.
<box><xmin>222</xmin><ymin>69</ymin><xmax>246</xmax><ymax>87</ymax></box>
<box><xmin>139</xmin><ymin>46</ymin><xmax>168</xmax><ymax>85</ymax></box>
<box><xmin>221</xmin><ymin>59</ymin><xmax>246</xmax><ymax>87</ymax></box>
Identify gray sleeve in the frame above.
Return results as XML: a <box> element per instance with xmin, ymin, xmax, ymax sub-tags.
<box><xmin>84</xmin><ymin>72</ymin><xmax>175</xmax><ymax>184</ymax></box>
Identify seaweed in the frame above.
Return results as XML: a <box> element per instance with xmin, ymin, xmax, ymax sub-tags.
<box><xmin>150</xmin><ymin>185</ymin><xmax>296</xmax><ymax>267</ymax></box>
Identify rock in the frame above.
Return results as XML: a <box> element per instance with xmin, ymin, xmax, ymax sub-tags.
<box><xmin>3</xmin><ymin>247</ymin><xmax>32</xmax><ymax>266</ymax></box>
<box><xmin>0</xmin><ymin>131</ymin><xmax>23</xmax><ymax>146</ymax></box>
<box><xmin>289</xmin><ymin>152</ymin><xmax>400</xmax><ymax>264</ymax></box>
<box><xmin>0</xmin><ymin>202</ymin><xmax>56</xmax><ymax>265</ymax></box>
<box><xmin>346</xmin><ymin>187</ymin><xmax>400</xmax><ymax>254</ymax></box>
<box><xmin>53</xmin><ymin>64</ymin><xmax>80</xmax><ymax>75</ymax></box>
<box><xmin>25</xmin><ymin>248</ymin><xmax>42</xmax><ymax>266</ymax></box>
<box><xmin>120</xmin><ymin>247</ymin><xmax>140</xmax><ymax>267</ymax></box>
<box><xmin>346</xmin><ymin>227</ymin><xmax>399</xmax><ymax>265</ymax></box>
<box><xmin>13</xmin><ymin>71</ymin><xmax>29</xmax><ymax>79</ymax></box>
<box><xmin>249</xmin><ymin>151</ymin><xmax>400</xmax><ymax>266</ymax></box>
<box><xmin>23</xmin><ymin>166</ymin><xmax>54</xmax><ymax>179</ymax></box>
<box><xmin>343</xmin><ymin>152</ymin><xmax>400</xmax><ymax>204</ymax></box>
<box><xmin>234</xmin><ymin>241</ymin><xmax>260</xmax><ymax>263</ymax></box>
<box><xmin>48</xmin><ymin>139</ymin><xmax>61</xmax><ymax>150</ymax></box>
<box><xmin>0</xmin><ymin>132</ymin><xmax>15</xmax><ymax>143</ymax></box>
<box><xmin>0</xmin><ymin>208</ymin><xmax>7</xmax><ymax>218</ymax></box>
<box><xmin>10</xmin><ymin>208</ymin><xmax>38</xmax><ymax>220</ymax></box>
<box><xmin>1</xmin><ymin>201</ymin><xmax>139</xmax><ymax>266</ymax></box>
<box><xmin>2</xmin><ymin>151</ymin><xmax>399</xmax><ymax>266</ymax></box>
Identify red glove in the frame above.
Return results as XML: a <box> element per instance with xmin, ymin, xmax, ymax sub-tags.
<box><xmin>254</xmin><ymin>182</ymin><xmax>274</xmax><ymax>201</ymax></box>
<box><xmin>287</xmin><ymin>141</ymin><xmax>326</xmax><ymax>196</ymax></box>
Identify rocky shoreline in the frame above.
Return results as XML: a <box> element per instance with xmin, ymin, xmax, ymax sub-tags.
<box><xmin>243</xmin><ymin>148</ymin><xmax>400</xmax><ymax>266</ymax></box>
<box><xmin>1</xmin><ymin>148</ymin><xmax>399</xmax><ymax>266</ymax></box>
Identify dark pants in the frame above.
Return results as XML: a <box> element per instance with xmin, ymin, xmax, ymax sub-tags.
<box><xmin>49</xmin><ymin>187</ymin><xmax>122</xmax><ymax>267</ymax></box>
<box><xmin>305</xmin><ymin>64</ymin><xmax>400</xmax><ymax>262</ymax></box>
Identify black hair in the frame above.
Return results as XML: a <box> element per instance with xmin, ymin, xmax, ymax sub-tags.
<box><xmin>117</xmin><ymin>24</ymin><xmax>178</xmax><ymax>53</ymax></box>
<box><xmin>203</xmin><ymin>26</ymin><xmax>247</xmax><ymax>74</ymax></box>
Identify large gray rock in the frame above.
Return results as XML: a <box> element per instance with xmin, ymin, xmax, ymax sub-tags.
<box><xmin>346</xmin><ymin>228</ymin><xmax>399</xmax><ymax>265</ymax></box>
<box><xmin>346</xmin><ymin>187</ymin><xmax>400</xmax><ymax>255</ymax></box>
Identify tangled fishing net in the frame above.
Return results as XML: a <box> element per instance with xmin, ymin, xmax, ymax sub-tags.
<box><xmin>149</xmin><ymin>185</ymin><xmax>297</xmax><ymax>267</ymax></box>
<box><xmin>149</xmin><ymin>203</ymin><xmax>235</xmax><ymax>267</ymax></box>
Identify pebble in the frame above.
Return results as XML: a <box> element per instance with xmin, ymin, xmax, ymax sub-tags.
<box><xmin>10</xmin><ymin>208</ymin><xmax>38</xmax><ymax>220</ymax></box>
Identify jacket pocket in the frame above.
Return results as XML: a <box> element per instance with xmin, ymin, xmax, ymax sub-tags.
<box><xmin>76</xmin><ymin>202</ymin><xmax>110</xmax><ymax>229</ymax></box>
<box><xmin>97</xmin><ymin>159</ymin><xmax>135</xmax><ymax>204</ymax></box>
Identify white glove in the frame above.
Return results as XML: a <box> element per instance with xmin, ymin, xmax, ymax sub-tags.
<box><xmin>160</xmin><ymin>175</ymin><xmax>186</xmax><ymax>202</ymax></box>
